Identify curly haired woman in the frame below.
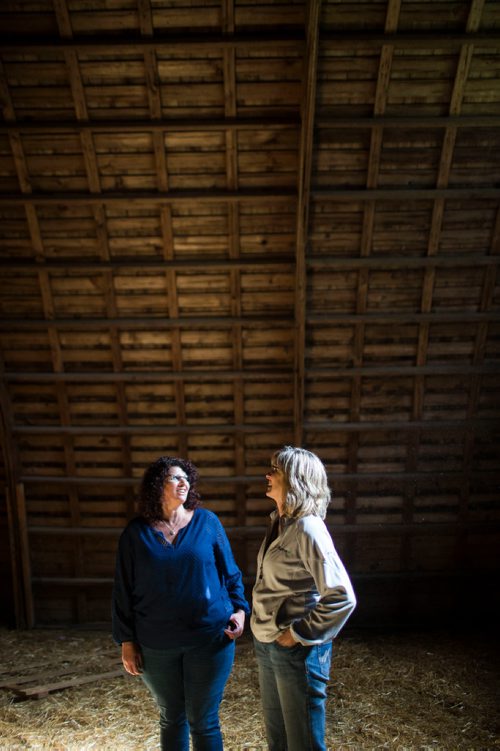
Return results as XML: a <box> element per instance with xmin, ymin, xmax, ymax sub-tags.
<box><xmin>112</xmin><ymin>455</ymin><xmax>249</xmax><ymax>751</ymax></box>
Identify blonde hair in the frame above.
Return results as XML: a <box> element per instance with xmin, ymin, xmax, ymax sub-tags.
<box><xmin>272</xmin><ymin>445</ymin><xmax>331</xmax><ymax>519</ymax></box>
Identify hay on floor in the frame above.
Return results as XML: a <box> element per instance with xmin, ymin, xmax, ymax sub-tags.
<box><xmin>0</xmin><ymin>627</ymin><xmax>498</xmax><ymax>750</ymax></box>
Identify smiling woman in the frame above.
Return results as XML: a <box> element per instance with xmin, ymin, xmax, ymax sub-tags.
<box><xmin>153</xmin><ymin>466</ymin><xmax>193</xmax><ymax>540</ymax></box>
<box><xmin>252</xmin><ymin>446</ymin><xmax>356</xmax><ymax>751</ymax></box>
<box><xmin>112</xmin><ymin>455</ymin><xmax>250</xmax><ymax>751</ymax></box>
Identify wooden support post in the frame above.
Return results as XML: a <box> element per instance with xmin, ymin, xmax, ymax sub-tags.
<box><xmin>4</xmin><ymin>485</ymin><xmax>23</xmax><ymax>627</ymax></box>
<box><xmin>15</xmin><ymin>483</ymin><xmax>35</xmax><ymax>628</ymax></box>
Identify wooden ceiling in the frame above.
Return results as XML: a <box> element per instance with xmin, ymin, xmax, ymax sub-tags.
<box><xmin>0</xmin><ymin>0</ymin><xmax>499</xmax><ymax>627</ymax></box>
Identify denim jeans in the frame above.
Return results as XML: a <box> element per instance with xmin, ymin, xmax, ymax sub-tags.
<box><xmin>140</xmin><ymin>633</ymin><xmax>235</xmax><ymax>751</ymax></box>
<box><xmin>253</xmin><ymin>637</ymin><xmax>332</xmax><ymax>751</ymax></box>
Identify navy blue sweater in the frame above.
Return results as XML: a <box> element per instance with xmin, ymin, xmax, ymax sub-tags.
<box><xmin>112</xmin><ymin>509</ymin><xmax>249</xmax><ymax>648</ymax></box>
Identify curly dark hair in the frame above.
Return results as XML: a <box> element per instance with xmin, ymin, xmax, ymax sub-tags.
<box><xmin>138</xmin><ymin>456</ymin><xmax>201</xmax><ymax>523</ymax></box>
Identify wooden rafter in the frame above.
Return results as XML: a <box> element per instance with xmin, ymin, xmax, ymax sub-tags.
<box><xmin>0</xmin><ymin>190</ymin><xmax>298</xmax><ymax>206</ymax></box>
<box><xmin>294</xmin><ymin>0</ymin><xmax>321</xmax><ymax>446</ymax></box>
<box><xmin>346</xmin><ymin>0</ymin><xmax>401</xmax><ymax>558</ymax></box>
<box><xmin>5</xmin><ymin>187</ymin><xmax>500</xmax><ymax>207</ymax></box>
<box><xmin>0</xmin><ymin>32</ymin><xmax>306</xmax><ymax>52</ymax></box>
<box><xmin>3</xmin><ymin>30</ymin><xmax>500</xmax><ymax>53</ymax></box>
<box><xmin>11</xmin><ymin>416</ymin><xmax>496</xmax><ymax>435</ymax></box>
<box><xmin>0</xmin><ymin>116</ymin><xmax>301</xmax><ymax>134</ymax></box>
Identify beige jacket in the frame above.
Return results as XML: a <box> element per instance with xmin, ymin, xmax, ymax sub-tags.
<box><xmin>251</xmin><ymin>511</ymin><xmax>356</xmax><ymax>645</ymax></box>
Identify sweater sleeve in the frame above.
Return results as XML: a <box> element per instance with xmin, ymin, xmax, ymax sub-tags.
<box><xmin>111</xmin><ymin>528</ymin><xmax>137</xmax><ymax>645</ymax></box>
<box><xmin>290</xmin><ymin>521</ymin><xmax>356</xmax><ymax>645</ymax></box>
<box><xmin>213</xmin><ymin>516</ymin><xmax>250</xmax><ymax>615</ymax></box>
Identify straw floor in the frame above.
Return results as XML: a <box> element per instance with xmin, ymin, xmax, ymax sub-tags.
<box><xmin>0</xmin><ymin>626</ymin><xmax>498</xmax><ymax>750</ymax></box>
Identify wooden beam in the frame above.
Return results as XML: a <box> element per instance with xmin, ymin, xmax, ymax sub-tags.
<box><xmin>346</xmin><ymin>0</ymin><xmax>401</xmax><ymax>548</ymax></box>
<box><xmin>466</xmin><ymin>0</ymin><xmax>486</xmax><ymax>31</ymax></box>
<box><xmin>384</xmin><ymin>0</ymin><xmax>402</xmax><ymax>34</ymax></box>
<box><xmin>3</xmin><ymin>187</ymin><xmax>500</xmax><ymax>207</ymax></box>
<box><xmin>1</xmin><ymin>310</ymin><xmax>498</xmax><ymax>331</ymax></box>
<box><xmin>312</xmin><ymin>187</ymin><xmax>500</xmax><ymax>200</ymax></box>
<box><xmin>10</xmin><ymin>417</ymin><xmax>498</xmax><ymax>435</ymax></box>
<box><xmin>408</xmin><ymin>4</ymin><xmax>480</xmax><ymax>566</ymax></box>
<box><xmin>0</xmin><ymin>377</ymin><xmax>25</xmax><ymax>627</ymax></box>
<box><xmin>15</xmin><ymin>484</ymin><xmax>35</xmax><ymax>628</ymax></box>
<box><xmin>0</xmin><ymin>314</ymin><xmax>293</xmax><ymax>329</ymax></box>
<box><xmin>306</xmin><ymin>363</ymin><xmax>499</xmax><ymax>376</ymax></box>
<box><xmin>315</xmin><ymin>114</ymin><xmax>500</xmax><ymax>128</ymax></box>
<box><xmin>26</xmin><ymin>520</ymin><xmax>499</xmax><ymax>537</ymax></box>
<box><xmin>319</xmin><ymin>30</ymin><xmax>500</xmax><ymax>47</ymax></box>
<box><xmin>17</xmin><ymin>468</ymin><xmax>500</xmax><ymax>487</ymax></box>
<box><xmin>0</xmin><ymin>31</ymin><xmax>305</xmax><ymax>52</ymax></box>
<box><xmin>53</xmin><ymin>0</ymin><xmax>104</xmax><ymax>621</ymax></box>
<box><xmin>137</xmin><ymin>0</ymin><xmax>154</xmax><ymax>37</ymax></box>
<box><xmin>5</xmin><ymin>666</ymin><xmax>124</xmax><ymax>700</ymax></box>
<box><xmin>0</xmin><ymin>116</ymin><xmax>301</xmax><ymax>134</ymax></box>
<box><xmin>303</xmin><ymin>418</ymin><xmax>498</xmax><ymax>432</ymax></box>
<box><xmin>3</xmin><ymin>115</ymin><xmax>497</xmax><ymax>135</ymax></box>
<box><xmin>459</xmin><ymin>203</ymin><xmax>500</xmax><ymax>537</ymax></box>
<box><xmin>11</xmin><ymin>423</ymin><xmax>295</xmax><ymax>435</ymax></box>
<box><xmin>454</xmin><ymin>0</ymin><xmax>490</xmax><ymax>537</ymax></box>
<box><xmin>0</xmin><ymin>257</ymin><xmax>293</xmax><ymax>271</ymax></box>
<box><xmin>294</xmin><ymin>0</ymin><xmax>321</xmax><ymax>446</ymax></box>
<box><xmin>3</xmin><ymin>361</ymin><xmax>498</xmax><ymax>383</ymax></box>
<box><xmin>52</xmin><ymin>0</ymin><xmax>73</xmax><ymax>37</ymax></box>
<box><xmin>222</xmin><ymin>0</ymin><xmax>247</xmax><ymax>543</ymax></box>
<box><xmin>0</xmin><ymin>189</ymin><xmax>297</xmax><ymax>206</ymax></box>
<box><xmin>3</xmin><ymin>30</ymin><xmax>500</xmax><ymax>52</ymax></box>
<box><xmin>307</xmin><ymin>311</ymin><xmax>500</xmax><ymax>322</ymax></box>
<box><xmin>2</xmin><ymin>253</ymin><xmax>499</xmax><ymax>272</ymax></box>
<box><xmin>2</xmin><ymin>47</ymin><xmax>83</xmax><ymax>623</ymax></box>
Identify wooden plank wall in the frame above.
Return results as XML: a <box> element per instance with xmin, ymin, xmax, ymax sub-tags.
<box><xmin>309</xmin><ymin>0</ymin><xmax>500</xmax><ymax>624</ymax></box>
<box><xmin>0</xmin><ymin>0</ymin><xmax>499</xmax><ymax>628</ymax></box>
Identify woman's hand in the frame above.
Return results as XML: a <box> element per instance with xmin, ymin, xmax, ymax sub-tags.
<box><xmin>224</xmin><ymin>609</ymin><xmax>245</xmax><ymax>640</ymax></box>
<box><xmin>121</xmin><ymin>641</ymin><xmax>143</xmax><ymax>675</ymax></box>
<box><xmin>275</xmin><ymin>627</ymin><xmax>297</xmax><ymax>648</ymax></box>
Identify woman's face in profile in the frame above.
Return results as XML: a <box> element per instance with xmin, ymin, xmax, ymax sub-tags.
<box><xmin>161</xmin><ymin>465</ymin><xmax>190</xmax><ymax>508</ymax></box>
<box><xmin>265</xmin><ymin>461</ymin><xmax>286</xmax><ymax>510</ymax></box>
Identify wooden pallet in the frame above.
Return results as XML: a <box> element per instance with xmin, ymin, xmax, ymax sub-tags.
<box><xmin>0</xmin><ymin>660</ymin><xmax>124</xmax><ymax>701</ymax></box>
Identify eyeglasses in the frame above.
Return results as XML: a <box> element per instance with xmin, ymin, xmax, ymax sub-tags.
<box><xmin>166</xmin><ymin>474</ymin><xmax>190</xmax><ymax>483</ymax></box>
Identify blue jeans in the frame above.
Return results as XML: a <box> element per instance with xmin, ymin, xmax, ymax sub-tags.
<box><xmin>253</xmin><ymin>637</ymin><xmax>332</xmax><ymax>751</ymax></box>
<box><xmin>140</xmin><ymin>634</ymin><xmax>235</xmax><ymax>751</ymax></box>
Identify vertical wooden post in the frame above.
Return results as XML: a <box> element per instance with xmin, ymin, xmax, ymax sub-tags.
<box><xmin>0</xmin><ymin>378</ymin><xmax>27</xmax><ymax>627</ymax></box>
<box><xmin>16</xmin><ymin>483</ymin><xmax>35</xmax><ymax>628</ymax></box>
<box><xmin>4</xmin><ymin>484</ymin><xmax>23</xmax><ymax>626</ymax></box>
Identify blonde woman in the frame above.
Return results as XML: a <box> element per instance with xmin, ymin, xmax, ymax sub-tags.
<box><xmin>251</xmin><ymin>446</ymin><xmax>356</xmax><ymax>751</ymax></box>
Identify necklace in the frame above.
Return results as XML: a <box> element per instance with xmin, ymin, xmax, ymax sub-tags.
<box><xmin>152</xmin><ymin>520</ymin><xmax>178</xmax><ymax>547</ymax></box>
<box><xmin>157</xmin><ymin>510</ymin><xmax>185</xmax><ymax>538</ymax></box>
<box><xmin>161</xmin><ymin>520</ymin><xmax>178</xmax><ymax>537</ymax></box>
<box><xmin>152</xmin><ymin>509</ymin><xmax>193</xmax><ymax>545</ymax></box>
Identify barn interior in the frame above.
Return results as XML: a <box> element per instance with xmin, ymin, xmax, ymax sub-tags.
<box><xmin>0</xmin><ymin>0</ymin><xmax>499</xmax><ymax>641</ymax></box>
<box><xmin>1</xmin><ymin>2</ymin><xmax>500</xmax><ymax>749</ymax></box>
